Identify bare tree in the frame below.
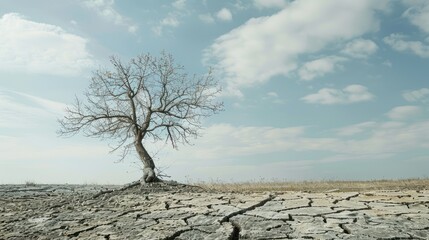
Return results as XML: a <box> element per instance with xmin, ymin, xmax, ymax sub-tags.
<box><xmin>58</xmin><ymin>52</ymin><xmax>223</xmax><ymax>183</ymax></box>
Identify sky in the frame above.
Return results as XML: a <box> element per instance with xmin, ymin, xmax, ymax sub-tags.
<box><xmin>1</xmin><ymin>0</ymin><xmax>429</xmax><ymax>184</ymax></box>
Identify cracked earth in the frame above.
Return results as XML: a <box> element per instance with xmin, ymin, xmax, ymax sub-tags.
<box><xmin>1</xmin><ymin>183</ymin><xmax>428</xmax><ymax>239</ymax></box>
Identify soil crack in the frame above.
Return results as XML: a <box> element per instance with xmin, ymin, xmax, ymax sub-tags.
<box><xmin>339</xmin><ymin>223</ymin><xmax>351</xmax><ymax>234</ymax></box>
<box><xmin>219</xmin><ymin>194</ymin><xmax>275</xmax><ymax>223</ymax></box>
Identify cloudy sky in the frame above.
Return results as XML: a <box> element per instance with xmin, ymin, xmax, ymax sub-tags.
<box><xmin>1</xmin><ymin>0</ymin><xmax>429</xmax><ymax>184</ymax></box>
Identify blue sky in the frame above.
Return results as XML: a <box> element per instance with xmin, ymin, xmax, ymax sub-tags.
<box><xmin>1</xmin><ymin>0</ymin><xmax>429</xmax><ymax>184</ymax></box>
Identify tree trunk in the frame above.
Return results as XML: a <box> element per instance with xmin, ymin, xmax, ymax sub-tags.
<box><xmin>134</xmin><ymin>141</ymin><xmax>160</xmax><ymax>184</ymax></box>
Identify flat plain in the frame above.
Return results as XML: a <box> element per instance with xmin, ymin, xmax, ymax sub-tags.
<box><xmin>1</xmin><ymin>179</ymin><xmax>428</xmax><ymax>239</ymax></box>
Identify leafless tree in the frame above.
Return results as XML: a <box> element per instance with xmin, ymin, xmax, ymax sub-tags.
<box><xmin>58</xmin><ymin>52</ymin><xmax>223</xmax><ymax>183</ymax></box>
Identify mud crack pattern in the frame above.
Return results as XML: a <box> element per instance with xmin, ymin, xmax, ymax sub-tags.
<box><xmin>0</xmin><ymin>184</ymin><xmax>428</xmax><ymax>239</ymax></box>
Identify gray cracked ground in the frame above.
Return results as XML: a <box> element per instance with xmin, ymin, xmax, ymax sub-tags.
<box><xmin>0</xmin><ymin>184</ymin><xmax>428</xmax><ymax>239</ymax></box>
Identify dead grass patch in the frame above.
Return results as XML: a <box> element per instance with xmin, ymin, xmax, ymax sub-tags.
<box><xmin>196</xmin><ymin>178</ymin><xmax>429</xmax><ymax>193</ymax></box>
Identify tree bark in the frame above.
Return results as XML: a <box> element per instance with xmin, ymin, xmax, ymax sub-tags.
<box><xmin>134</xmin><ymin>141</ymin><xmax>160</xmax><ymax>184</ymax></box>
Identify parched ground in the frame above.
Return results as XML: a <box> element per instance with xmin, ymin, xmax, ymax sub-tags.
<box><xmin>1</xmin><ymin>182</ymin><xmax>428</xmax><ymax>240</ymax></box>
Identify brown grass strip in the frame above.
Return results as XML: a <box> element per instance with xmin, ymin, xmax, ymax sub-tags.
<box><xmin>195</xmin><ymin>178</ymin><xmax>429</xmax><ymax>193</ymax></box>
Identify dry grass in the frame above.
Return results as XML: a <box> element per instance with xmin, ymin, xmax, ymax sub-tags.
<box><xmin>196</xmin><ymin>178</ymin><xmax>429</xmax><ymax>193</ymax></box>
<box><xmin>24</xmin><ymin>181</ymin><xmax>37</xmax><ymax>187</ymax></box>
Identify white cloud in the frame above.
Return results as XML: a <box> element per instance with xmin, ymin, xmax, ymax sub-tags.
<box><xmin>205</xmin><ymin>0</ymin><xmax>388</xmax><ymax>96</ymax></box>
<box><xmin>253</xmin><ymin>0</ymin><xmax>288</xmax><ymax>9</ymax></box>
<box><xmin>216</xmin><ymin>8</ymin><xmax>233</xmax><ymax>21</ymax></box>
<box><xmin>335</xmin><ymin>121</ymin><xmax>377</xmax><ymax>136</ymax></box>
<box><xmin>167</xmin><ymin>120</ymin><xmax>429</xmax><ymax>164</ymax></box>
<box><xmin>0</xmin><ymin>13</ymin><xmax>93</xmax><ymax>76</ymax></box>
<box><xmin>341</xmin><ymin>38</ymin><xmax>378</xmax><ymax>58</ymax></box>
<box><xmin>301</xmin><ymin>85</ymin><xmax>374</xmax><ymax>105</ymax></box>
<box><xmin>161</xmin><ymin>16</ymin><xmax>180</xmax><ymax>27</ymax></box>
<box><xmin>339</xmin><ymin>120</ymin><xmax>429</xmax><ymax>155</ymax></box>
<box><xmin>298</xmin><ymin>56</ymin><xmax>347</xmax><ymax>81</ymax></box>
<box><xmin>267</xmin><ymin>91</ymin><xmax>279</xmax><ymax>98</ymax></box>
<box><xmin>200</xmin><ymin>8</ymin><xmax>233</xmax><ymax>24</ymax></box>
<box><xmin>0</xmin><ymin>90</ymin><xmax>66</xmax><ymax>129</ymax></box>
<box><xmin>176</xmin><ymin>124</ymin><xmax>307</xmax><ymax>159</ymax></box>
<box><xmin>384</xmin><ymin>33</ymin><xmax>429</xmax><ymax>58</ymax></box>
<box><xmin>172</xmin><ymin>0</ymin><xmax>186</xmax><ymax>10</ymax></box>
<box><xmin>402</xmin><ymin>0</ymin><xmax>429</xmax><ymax>33</ymax></box>
<box><xmin>12</xmin><ymin>91</ymin><xmax>66</xmax><ymax>114</ymax></box>
<box><xmin>153</xmin><ymin>0</ymin><xmax>191</xmax><ymax>35</ymax></box>
<box><xmin>403</xmin><ymin>88</ymin><xmax>429</xmax><ymax>103</ymax></box>
<box><xmin>199</xmin><ymin>13</ymin><xmax>215</xmax><ymax>24</ymax></box>
<box><xmin>263</xmin><ymin>91</ymin><xmax>285</xmax><ymax>104</ymax></box>
<box><xmin>81</xmin><ymin>0</ymin><xmax>138</xmax><ymax>33</ymax></box>
<box><xmin>0</xmin><ymin>135</ymin><xmax>109</xmax><ymax>162</ymax></box>
<box><xmin>153</xmin><ymin>14</ymin><xmax>180</xmax><ymax>36</ymax></box>
<box><xmin>386</xmin><ymin>105</ymin><xmax>421</xmax><ymax>120</ymax></box>
<box><xmin>128</xmin><ymin>25</ymin><xmax>138</xmax><ymax>33</ymax></box>
<box><xmin>383</xmin><ymin>60</ymin><xmax>392</xmax><ymax>67</ymax></box>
